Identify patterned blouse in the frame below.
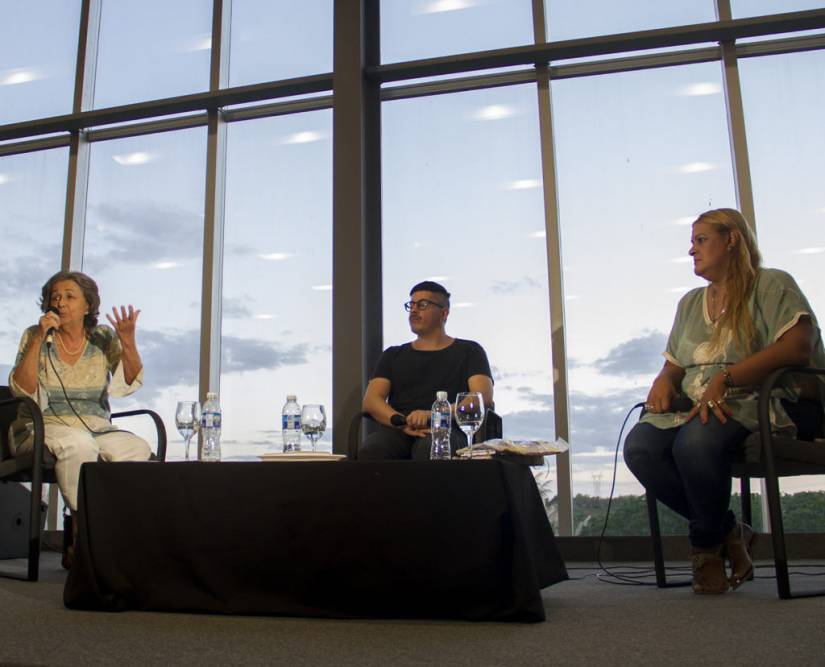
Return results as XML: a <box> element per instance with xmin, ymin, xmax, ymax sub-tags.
<box><xmin>641</xmin><ymin>268</ymin><xmax>825</xmax><ymax>435</ymax></box>
<box><xmin>9</xmin><ymin>324</ymin><xmax>142</xmax><ymax>446</ymax></box>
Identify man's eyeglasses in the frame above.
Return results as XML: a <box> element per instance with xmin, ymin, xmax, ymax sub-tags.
<box><xmin>404</xmin><ymin>299</ymin><xmax>445</xmax><ymax>312</ymax></box>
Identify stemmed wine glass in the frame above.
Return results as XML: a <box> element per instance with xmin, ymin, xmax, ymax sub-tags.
<box><xmin>454</xmin><ymin>392</ymin><xmax>485</xmax><ymax>460</ymax></box>
<box><xmin>301</xmin><ymin>404</ymin><xmax>326</xmax><ymax>453</ymax></box>
<box><xmin>175</xmin><ymin>401</ymin><xmax>201</xmax><ymax>462</ymax></box>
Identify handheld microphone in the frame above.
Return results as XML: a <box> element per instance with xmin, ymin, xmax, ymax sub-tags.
<box><xmin>390</xmin><ymin>414</ymin><xmax>407</xmax><ymax>427</ymax></box>
<box><xmin>44</xmin><ymin>306</ymin><xmax>60</xmax><ymax>347</ymax></box>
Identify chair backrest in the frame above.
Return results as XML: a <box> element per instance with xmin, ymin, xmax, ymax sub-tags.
<box><xmin>0</xmin><ymin>386</ymin><xmax>18</xmax><ymax>461</ymax></box>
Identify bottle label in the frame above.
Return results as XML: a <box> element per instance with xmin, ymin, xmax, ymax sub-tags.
<box><xmin>282</xmin><ymin>415</ymin><xmax>300</xmax><ymax>430</ymax></box>
<box><xmin>202</xmin><ymin>412</ymin><xmax>221</xmax><ymax>429</ymax></box>
<box><xmin>432</xmin><ymin>413</ymin><xmax>450</xmax><ymax>430</ymax></box>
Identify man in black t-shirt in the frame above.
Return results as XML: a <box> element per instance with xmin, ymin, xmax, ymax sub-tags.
<box><xmin>360</xmin><ymin>281</ymin><xmax>494</xmax><ymax>460</ymax></box>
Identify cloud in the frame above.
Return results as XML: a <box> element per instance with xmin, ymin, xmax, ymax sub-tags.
<box><xmin>135</xmin><ymin>328</ymin><xmax>308</xmax><ymax>400</ymax></box>
<box><xmin>516</xmin><ymin>385</ymin><xmax>552</xmax><ymax>408</ymax></box>
<box><xmin>490</xmin><ymin>276</ymin><xmax>543</xmax><ymax>294</ymax></box>
<box><xmin>84</xmin><ymin>201</ymin><xmax>203</xmax><ymax>270</ymax></box>
<box><xmin>592</xmin><ymin>331</ymin><xmax>666</xmax><ymax>376</ymax></box>
<box><xmin>221</xmin><ymin>297</ymin><xmax>253</xmax><ymax>319</ymax></box>
<box><xmin>0</xmin><ymin>249</ymin><xmax>63</xmax><ymax>300</ymax></box>
<box><xmin>499</xmin><ymin>387</ymin><xmax>645</xmax><ymax>453</ymax></box>
<box><xmin>0</xmin><ymin>364</ymin><xmax>11</xmax><ymax>383</ymax></box>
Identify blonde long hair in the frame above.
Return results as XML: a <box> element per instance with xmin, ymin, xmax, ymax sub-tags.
<box><xmin>695</xmin><ymin>208</ymin><xmax>762</xmax><ymax>354</ymax></box>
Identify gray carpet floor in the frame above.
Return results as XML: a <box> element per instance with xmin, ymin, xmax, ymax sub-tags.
<box><xmin>1</xmin><ymin>554</ymin><xmax>824</xmax><ymax>666</ymax></box>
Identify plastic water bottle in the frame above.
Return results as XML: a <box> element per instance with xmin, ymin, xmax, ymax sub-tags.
<box><xmin>200</xmin><ymin>392</ymin><xmax>222</xmax><ymax>462</ymax></box>
<box><xmin>282</xmin><ymin>395</ymin><xmax>302</xmax><ymax>452</ymax></box>
<box><xmin>430</xmin><ymin>390</ymin><xmax>452</xmax><ymax>460</ymax></box>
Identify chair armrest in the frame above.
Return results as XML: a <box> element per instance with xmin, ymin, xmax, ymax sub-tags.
<box><xmin>111</xmin><ymin>409</ymin><xmax>168</xmax><ymax>462</ymax></box>
<box><xmin>758</xmin><ymin>367</ymin><xmax>825</xmax><ymax>476</ymax></box>
<box><xmin>347</xmin><ymin>411</ymin><xmax>375</xmax><ymax>460</ymax></box>
<box><xmin>0</xmin><ymin>395</ymin><xmax>47</xmax><ymax>485</ymax></box>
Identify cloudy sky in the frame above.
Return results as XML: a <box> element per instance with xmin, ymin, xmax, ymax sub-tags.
<box><xmin>2</xmin><ymin>0</ymin><xmax>824</xmax><ymax>501</ymax></box>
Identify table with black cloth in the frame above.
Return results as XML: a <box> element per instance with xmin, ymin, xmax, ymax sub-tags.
<box><xmin>64</xmin><ymin>459</ymin><xmax>567</xmax><ymax>622</ymax></box>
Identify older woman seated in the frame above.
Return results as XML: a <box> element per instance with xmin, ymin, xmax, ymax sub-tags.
<box><xmin>9</xmin><ymin>270</ymin><xmax>152</xmax><ymax>567</ymax></box>
<box><xmin>624</xmin><ymin>208</ymin><xmax>825</xmax><ymax>594</ymax></box>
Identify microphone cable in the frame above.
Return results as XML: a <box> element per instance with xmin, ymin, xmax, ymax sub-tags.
<box><xmin>45</xmin><ymin>336</ymin><xmax>114</xmax><ymax>437</ymax></box>
<box><xmin>593</xmin><ymin>401</ymin><xmax>691</xmax><ymax>586</ymax></box>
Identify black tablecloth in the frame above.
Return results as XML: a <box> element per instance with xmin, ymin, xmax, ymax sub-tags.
<box><xmin>64</xmin><ymin>460</ymin><xmax>567</xmax><ymax>621</ymax></box>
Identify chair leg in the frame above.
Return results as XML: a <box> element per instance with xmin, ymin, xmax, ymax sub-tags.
<box><xmin>27</xmin><ymin>473</ymin><xmax>43</xmax><ymax>582</ymax></box>
<box><xmin>763</xmin><ymin>472</ymin><xmax>792</xmax><ymax>599</ymax></box>
<box><xmin>739</xmin><ymin>477</ymin><xmax>752</xmax><ymax>527</ymax></box>
<box><xmin>645</xmin><ymin>492</ymin><xmax>667</xmax><ymax>588</ymax></box>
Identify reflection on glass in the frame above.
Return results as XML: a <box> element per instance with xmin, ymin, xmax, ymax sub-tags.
<box><xmin>229</xmin><ymin>0</ymin><xmax>333</xmax><ymax>86</ymax></box>
<box><xmin>94</xmin><ymin>0</ymin><xmax>212</xmax><ymax>109</ymax></box>
<box><xmin>82</xmin><ymin>128</ymin><xmax>206</xmax><ymax>454</ymax></box>
<box><xmin>552</xmin><ymin>63</ymin><xmax>734</xmax><ymax>528</ymax></box>
<box><xmin>0</xmin><ymin>148</ymin><xmax>68</xmax><ymax>372</ymax></box>
<box><xmin>546</xmin><ymin>0</ymin><xmax>714</xmax><ymax>42</ymax></box>
<box><xmin>381</xmin><ymin>0</ymin><xmax>533</xmax><ymax>64</ymax></box>
<box><xmin>0</xmin><ymin>2</ymin><xmax>80</xmax><ymax>124</ymax></box>
<box><xmin>739</xmin><ymin>50</ymin><xmax>825</xmax><ymax>522</ymax></box>
<box><xmin>382</xmin><ymin>84</ymin><xmax>554</xmax><ymax>510</ymax></box>
<box><xmin>221</xmin><ymin>111</ymin><xmax>332</xmax><ymax>457</ymax></box>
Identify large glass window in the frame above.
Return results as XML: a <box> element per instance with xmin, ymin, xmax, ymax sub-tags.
<box><xmin>0</xmin><ymin>148</ymin><xmax>69</xmax><ymax>380</ymax></box>
<box><xmin>739</xmin><ymin>50</ymin><xmax>825</xmax><ymax>518</ymax></box>
<box><xmin>0</xmin><ymin>2</ymin><xmax>81</xmax><ymax>124</ymax></box>
<box><xmin>551</xmin><ymin>63</ymin><xmax>735</xmax><ymax>529</ymax></box>
<box><xmin>382</xmin><ymin>85</ymin><xmax>554</xmax><ymax>457</ymax></box>
<box><xmin>731</xmin><ymin>0</ymin><xmax>825</xmax><ymax>18</ymax></box>
<box><xmin>228</xmin><ymin>1</ymin><xmax>333</xmax><ymax>86</ymax></box>
<box><xmin>222</xmin><ymin>111</ymin><xmax>333</xmax><ymax>457</ymax></box>
<box><xmin>381</xmin><ymin>0</ymin><xmax>534</xmax><ymax>63</ymax></box>
<box><xmin>94</xmin><ymin>0</ymin><xmax>212</xmax><ymax>109</ymax></box>
<box><xmin>82</xmin><ymin>128</ymin><xmax>207</xmax><ymax>455</ymax></box>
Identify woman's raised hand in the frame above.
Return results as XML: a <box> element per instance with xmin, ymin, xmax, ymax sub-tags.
<box><xmin>106</xmin><ymin>305</ymin><xmax>141</xmax><ymax>344</ymax></box>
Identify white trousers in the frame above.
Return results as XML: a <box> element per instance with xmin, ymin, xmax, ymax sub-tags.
<box><xmin>16</xmin><ymin>423</ymin><xmax>151</xmax><ymax>512</ymax></box>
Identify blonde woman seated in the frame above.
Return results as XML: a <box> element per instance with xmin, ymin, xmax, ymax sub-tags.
<box><xmin>9</xmin><ymin>271</ymin><xmax>152</xmax><ymax>567</ymax></box>
<box><xmin>623</xmin><ymin>209</ymin><xmax>825</xmax><ymax>594</ymax></box>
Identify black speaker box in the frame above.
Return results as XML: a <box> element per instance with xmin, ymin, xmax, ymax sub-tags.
<box><xmin>0</xmin><ymin>482</ymin><xmax>47</xmax><ymax>559</ymax></box>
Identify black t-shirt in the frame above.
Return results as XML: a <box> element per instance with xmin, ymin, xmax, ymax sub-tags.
<box><xmin>371</xmin><ymin>338</ymin><xmax>492</xmax><ymax>414</ymax></box>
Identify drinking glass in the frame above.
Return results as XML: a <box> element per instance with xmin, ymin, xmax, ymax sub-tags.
<box><xmin>175</xmin><ymin>401</ymin><xmax>201</xmax><ymax>461</ymax></box>
<box><xmin>454</xmin><ymin>392</ymin><xmax>485</xmax><ymax>459</ymax></box>
<box><xmin>301</xmin><ymin>404</ymin><xmax>326</xmax><ymax>453</ymax></box>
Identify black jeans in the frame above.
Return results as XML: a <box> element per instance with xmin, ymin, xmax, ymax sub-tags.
<box><xmin>359</xmin><ymin>424</ymin><xmax>467</xmax><ymax>461</ymax></box>
<box><xmin>624</xmin><ymin>417</ymin><xmax>748</xmax><ymax>548</ymax></box>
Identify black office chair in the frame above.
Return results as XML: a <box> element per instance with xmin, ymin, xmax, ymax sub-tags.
<box><xmin>645</xmin><ymin>367</ymin><xmax>825</xmax><ymax>599</ymax></box>
<box><xmin>347</xmin><ymin>408</ymin><xmax>502</xmax><ymax>460</ymax></box>
<box><xmin>0</xmin><ymin>385</ymin><xmax>167</xmax><ymax>581</ymax></box>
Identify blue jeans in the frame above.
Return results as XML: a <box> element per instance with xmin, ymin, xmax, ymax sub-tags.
<box><xmin>623</xmin><ymin>417</ymin><xmax>749</xmax><ymax>548</ymax></box>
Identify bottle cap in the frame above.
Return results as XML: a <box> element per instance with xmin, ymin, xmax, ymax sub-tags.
<box><xmin>206</xmin><ymin>392</ymin><xmax>218</xmax><ymax>400</ymax></box>
<box><xmin>287</xmin><ymin>394</ymin><xmax>297</xmax><ymax>401</ymax></box>
<box><xmin>436</xmin><ymin>391</ymin><xmax>448</xmax><ymax>401</ymax></box>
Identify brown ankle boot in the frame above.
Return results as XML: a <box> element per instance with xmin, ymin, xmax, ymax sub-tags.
<box><xmin>725</xmin><ymin>522</ymin><xmax>756</xmax><ymax>590</ymax></box>
<box><xmin>691</xmin><ymin>545</ymin><xmax>728</xmax><ymax>594</ymax></box>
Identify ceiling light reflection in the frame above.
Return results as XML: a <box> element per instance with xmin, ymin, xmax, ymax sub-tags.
<box><xmin>112</xmin><ymin>152</ymin><xmax>154</xmax><ymax>166</ymax></box>
<box><xmin>154</xmin><ymin>261</ymin><xmax>178</xmax><ymax>270</ymax></box>
<box><xmin>0</xmin><ymin>174</ymin><xmax>10</xmax><ymax>185</ymax></box>
<box><xmin>679</xmin><ymin>82</ymin><xmax>721</xmax><ymax>96</ymax></box>
<box><xmin>416</xmin><ymin>0</ymin><xmax>479</xmax><ymax>14</ymax></box>
<box><xmin>795</xmin><ymin>247</ymin><xmax>825</xmax><ymax>255</ymax></box>
<box><xmin>669</xmin><ymin>257</ymin><xmax>692</xmax><ymax>263</ymax></box>
<box><xmin>452</xmin><ymin>302</ymin><xmax>474</xmax><ymax>308</ymax></box>
<box><xmin>506</xmin><ymin>179</ymin><xmax>541</xmax><ymax>190</ymax></box>
<box><xmin>0</xmin><ymin>68</ymin><xmax>42</xmax><ymax>86</ymax></box>
<box><xmin>473</xmin><ymin>104</ymin><xmax>514</xmax><ymax>121</ymax></box>
<box><xmin>253</xmin><ymin>314</ymin><xmax>274</xmax><ymax>320</ymax></box>
<box><xmin>677</xmin><ymin>162</ymin><xmax>717</xmax><ymax>174</ymax></box>
<box><xmin>672</xmin><ymin>216</ymin><xmax>697</xmax><ymax>226</ymax></box>
<box><xmin>312</xmin><ymin>284</ymin><xmax>333</xmax><ymax>291</ymax></box>
<box><xmin>258</xmin><ymin>253</ymin><xmax>291</xmax><ymax>261</ymax></box>
<box><xmin>529</xmin><ymin>230</ymin><xmax>546</xmax><ymax>239</ymax></box>
<box><xmin>283</xmin><ymin>131</ymin><xmax>324</xmax><ymax>144</ymax></box>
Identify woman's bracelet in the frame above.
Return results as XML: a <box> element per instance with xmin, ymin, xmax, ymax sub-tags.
<box><xmin>722</xmin><ymin>367</ymin><xmax>736</xmax><ymax>389</ymax></box>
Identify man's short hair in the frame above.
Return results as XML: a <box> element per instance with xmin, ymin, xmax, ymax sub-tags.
<box><xmin>410</xmin><ymin>281</ymin><xmax>450</xmax><ymax>307</ymax></box>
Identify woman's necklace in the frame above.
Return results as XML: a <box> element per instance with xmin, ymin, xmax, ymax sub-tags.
<box><xmin>57</xmin><ymin>331</ymin><xmax>87</xmax><ymax>356</ymax></box>
<box><xmin>709</xmin><ymin>285</ymin><xmax>727</xmax><ymax>323</ymax></box>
